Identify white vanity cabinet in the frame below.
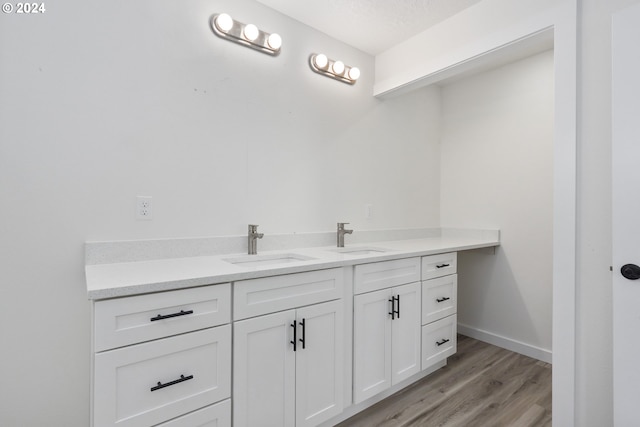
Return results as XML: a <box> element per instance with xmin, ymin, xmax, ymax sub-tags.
<box><xmin>421</xmin><ymin>253</ymin><xmax>458</xmax><ymax>370</ymax></box>
<box><xmin>352</xmin><ymin>258</ymin><xmax>422</xmax><ymax>404</ymax></box>
<box><xmin>91</xmin><ymin>284</ymin><xmax>232</xmax><ymax>427</ymax></box>
<box><xmin>232</xmin><ymin>269</ymin><xmax>344</xmax><ymax>427</ymax></box>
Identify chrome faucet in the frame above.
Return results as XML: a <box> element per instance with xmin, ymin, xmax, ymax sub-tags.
<box><xmin>248</xmin><ymin>224</ymin><xmax>264</xmax><ymax>255</ymax></box>
<box><xmin>337</xmin><ymin>222</ymin><xmax>353</xmax><ymax>247</ymax></box>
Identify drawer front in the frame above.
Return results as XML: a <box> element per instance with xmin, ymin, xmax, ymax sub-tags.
<box><xmin>156</xmin><ymin>399</ymin><xmax>231</xmax><ymax>427</ymax></box>
<box><xmin>422</xmin><ymin>274</ymin><xmax>457</xmax><ymax>325</ymax></box>
<box><xmin>94</xmin><ymin>284</ymin><xmax>231</xmax><ymax>352</ymax></box>
<box><xmin>421</xmin><ymin>314</ymin><xmax>457</xmax><ymax>370</ymax></box>
<box><xmin>234</xmin><ymin>268</ymin><xmax>342</xmax><ymax>320</ymax></box>
<box><xmin>354</xmin><ymin>257</ymin><xmax>420</xmax><ymax>294</ymax></box>
<box><xmin>94</xmin><ymin>326</ymin><xmax>231</xmax><ymax>427</ymax></box>
<box><xmin>421</xmin><ymin>252</ymin><xmax>457</xmax><ymax>280</ymax></box>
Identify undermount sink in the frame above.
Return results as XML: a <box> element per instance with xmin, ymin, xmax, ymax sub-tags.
<box><xmin>332</xmin><ymin>247</ymin><xmax>391</xmax><ymax>255</ymax></box>
<box><xmin>223</xmin><ymin>253</ymin><xmax>316</xmax><ymax>268</ymax></box>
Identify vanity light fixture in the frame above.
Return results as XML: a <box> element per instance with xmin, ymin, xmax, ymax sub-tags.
<box><xmin>211</xmin><ymin>13</ymin><xmax>282</xmax><ymax>55</ymax></box>
<box><xmin>309</xmin><ymin>53</ymin><xmax>360</xmax><ymax>85</ymax></box>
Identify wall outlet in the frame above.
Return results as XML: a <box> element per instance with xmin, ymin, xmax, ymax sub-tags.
<box><xmin>136</xmin><ymin>196</ymin><xmax>153</xmax><ymax>220</ymax></box>
<box><xmin>365</xmin><ymin>204</ymin><xmax>373</xmax><ymax>220</ymax></box>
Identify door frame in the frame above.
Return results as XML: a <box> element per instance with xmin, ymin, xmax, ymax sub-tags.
<box><xmin>549</xmin><ymin>3</ymin><xmax>578</xmax><ymax>427</ymax></box>
<box><xmin>375</xmin><ymin>1</ymin><xmax>578</xmax><ymax>425</ymax></box>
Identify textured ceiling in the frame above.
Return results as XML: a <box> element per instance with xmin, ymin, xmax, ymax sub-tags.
<box><xmin>255</xmin><ymin>0</ymin><xmax>482</xmax><ymax>55</ymax></box>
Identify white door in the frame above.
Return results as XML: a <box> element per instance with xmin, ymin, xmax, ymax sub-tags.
<box><xmin>391</xmin><ymin>282</ymin><xmax>422</xmax><ymax>385</ymax></box>
<box><xmin>233</xmin><ymin>310</ymin><xmax>296</xmax><ymax>427</ymax></box>
<box><xmin>295</xmin><ymin>300</ymin><xmax>344</xmax><ymax>427</ymax></box>
<box><xmin>353</xmin><ymin>288</ymin><xmax>393</xmax><ymax>403</ymax></box>
<box><xmin>612</xmin><ymin>4</ymin><xmax>640</xmax><ymax>425</ymax></box>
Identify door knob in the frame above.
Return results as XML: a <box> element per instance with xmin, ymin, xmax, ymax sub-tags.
<box><xmin>621</xmin><ymin>264</ymin><xmax>640</xmax><ymax>280</ymax></box>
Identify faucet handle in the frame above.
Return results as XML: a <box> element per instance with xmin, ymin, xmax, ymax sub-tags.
<box><xmin>337</xmin><ymin>222</ymin><xmax>349</xmax><ymax>229</ymax></box>
<box><xmin>249</xmin><ymin>224</ymin><xmax>259</xmax><ymax>231</ymax></box>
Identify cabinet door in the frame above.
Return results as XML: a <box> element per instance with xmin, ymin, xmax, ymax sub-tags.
<box><xmin>295</xmin><ymin>300</ymin><xmax>344</xmax><ymax>427</ymax></box>
<box><xmin>353</xmin><ymin>288</ymin><xmax>393</xmax><ymax>404</ymax></box>
<box><xmin>233</xmin><ymin>311</ymin><xmax>296</xmax><ymax>427</ymax></box>
<box><xmin>391</xmin><ymin>282</ymin><xmax>422</xmax><ymax>385</ymax></box>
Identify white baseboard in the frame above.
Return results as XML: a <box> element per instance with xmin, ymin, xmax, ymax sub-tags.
<box><xmin>457</xmin><ymin>323</ymin><xmax>552</xmax><ymax>364</ymax></box>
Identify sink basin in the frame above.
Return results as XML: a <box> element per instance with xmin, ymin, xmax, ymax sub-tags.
<box><xmin>332</xmin><ymin>247</ymin><xmax>390</xmax><ymax>256</ymax></box>
<box><xmin>223</xmin><ymin>253</ymin><xmax>316</xmax><ymax>268</ymax></box>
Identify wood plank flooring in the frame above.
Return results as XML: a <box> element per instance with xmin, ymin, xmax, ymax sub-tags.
<box><xmin>336</xmin><ymin>335</ymin><xmax>552</xmax><ymax>427</ymax></box>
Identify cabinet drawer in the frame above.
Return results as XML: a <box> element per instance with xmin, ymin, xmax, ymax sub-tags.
<box><xmin>94</xmin><ymin>284</ymin><xmax>231</xmax><ymax>352</ymax></box>
<box><xmin>354</xmin><ymin>257</ymin><xmax>420</xmax><ymax>294</ymax></box>
<box><xmin>156</xmin><ymin>399</ymin><xmax>231</xmax><ymax>427</ymax></box>
<box><xmin>234</xmin><ymin>268</ymin><xmax>342</xmax><ymax>320</ymax></box>
<box><xmin>421</xmin><ymin>252</ymin><xmax>457</xmax><ymax>280</ymax></box>
<box><xmin>94</xmin><ymin>325</ymin><xmax>231</xmax><ymax>427</ymax></box>
<box><xmin>421</xmin><ymin>314</ymin><xmax>457</xmax><ymax>369</ymax></box>
<box><xmin>422</xmin><ymin>275</ymin><xmax>457</xmax><ymax>325</ymax></box>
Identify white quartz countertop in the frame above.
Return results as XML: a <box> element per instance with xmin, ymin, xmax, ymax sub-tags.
<box><xmin>85</xmin><ymin>232</ymin><xmax>499</xmax><ymax>300</ymax></box>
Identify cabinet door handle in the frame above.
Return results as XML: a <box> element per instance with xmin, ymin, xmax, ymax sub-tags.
<box><xmin>290</xmin><ymin>321</ymin><xmax>297</xmax><ymax>351</ymax></box>
<box><xmin>150</xmin><ymin>309</ymin><xmax>194</xmax><ymax>322</ymax></box>
<box><xmin>150</xmin><ymin>374</ymin><xmax>193</xmax><ymax>392</ymax></box>
<box><xmin>436</xmin><ymin>263</ymin><xmax>450</xmax><ymax>269</ymax></box>
<box><xmin>299</xmin><ymin>318</ymin><xmax>306</xmax><ymax>350</ymax></box>
<box><xmin>436</xmin><ymin>338</ymin><xmax>450</xmax><ymax>347</ymax></box>
<box><xmin>389</xmin><ymin>296</ymin><xmax>400</xmax><ymax>320</ymax></box>
<box><xmin>436</xmin><ymin>297</ymin><xmax>451</xmax><ymax>303</ymax></box>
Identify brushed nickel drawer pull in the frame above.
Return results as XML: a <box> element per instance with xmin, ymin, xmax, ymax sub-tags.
<box><xmin>436</xmin><ymin>297</ymin><xmax>451</xmax><ymax>303</ymax></box>
<box><xmin>150</xmin><ymin>310</ymin><xmax>194</xmax><ymax>322</ymax></box>
<box><xmin>150</xmin><ymin>374</ymin><xmax>193</xmax><ymax>392</ymax></box>
<box><xmin>436</xmin><ymin>338</ymin><xmax>450</xmax><ymax>347</ymax></box>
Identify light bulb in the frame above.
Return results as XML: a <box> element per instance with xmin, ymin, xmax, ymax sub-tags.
<box><xmin>314</xmin><ymin>54</ymin><xmax>328</xmax><ymax>69</ymax></box>
<box><xmin>215</xmin><ymin>13</ymin><xmax>233</xmax><ymax>32</ymax></box>
<box><xmin>348</xmin><ymin>67</ymin><xmax>360</xmax><ymax>80</ymax></box>
<box><xmin>243</xmin><ymin>24</ymin><xmax>259</xmax><ymax>41</ymax></box>
<box><xmin>332</xmin><ymin>60</ymin><xmax>345</xmax><ymax>75</ymax></box>
<box><xmin>267</xmin><ymin>33</ymin><xmax>282</xmax><ymax>50</ymax></box>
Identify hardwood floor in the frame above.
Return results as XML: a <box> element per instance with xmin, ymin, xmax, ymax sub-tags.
<box><xmin>337</xmin><ymin>335</ymin><xmax>552</xmax><ymax>427</ymax></box>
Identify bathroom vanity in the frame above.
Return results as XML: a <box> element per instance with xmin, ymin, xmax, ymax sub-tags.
<box><xmin>86</xmin><ymin>229</ymin><xmax>498</xmax><ymax>426</ymax></box>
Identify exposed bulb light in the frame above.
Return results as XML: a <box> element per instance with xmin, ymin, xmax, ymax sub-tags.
<box><xmin>215</xmin><ymin>13</ymin><xmax>234</xmax><ymax>32</ymax></box>
<box><xmin>348</xmin><ymin>67</ymin><xmax>360</xmax><ymax>81</ymax></box>
<box><xmin>211</xmin><ymin>13</ymin><xmax>282</xmax><ymax>55</ymax></box>
<box><xmin>331</xmin><ymin>60</ymin><xmax>345</xmax><ymax>75</ymax></box>
<box><xmin>243</xmin><ymin>24</ymin><xmax>259</xmax><ymax>41</ymax></box>
<box><xmin>309</xmin><ymin>53</ymin><xmax>359</xmax><ymax>85</ymax></box>
<box><xmin>267</xmin><ymin>33</ymin><xmax>282</xmax><ymax>50</ymax></box>
<box><xmin>314</xmin><ymin>53</ymin><xmax>328</xmax><ymax>69</ymax></box>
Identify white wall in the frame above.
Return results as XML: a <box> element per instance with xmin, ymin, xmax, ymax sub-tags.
<box><xmin>0</xmin><ymin>1</ymin><xmax>440</xmax><ymax>425</ymax></box>
<box><xmin>440</xmin><ymin>50</ymin><xmax>554</xmax><ymax>358</ymax></box>
<box><xmin>374</xmin><ymin>0</ymin><xmax>566</xmax><ymax>96</ymax></box>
